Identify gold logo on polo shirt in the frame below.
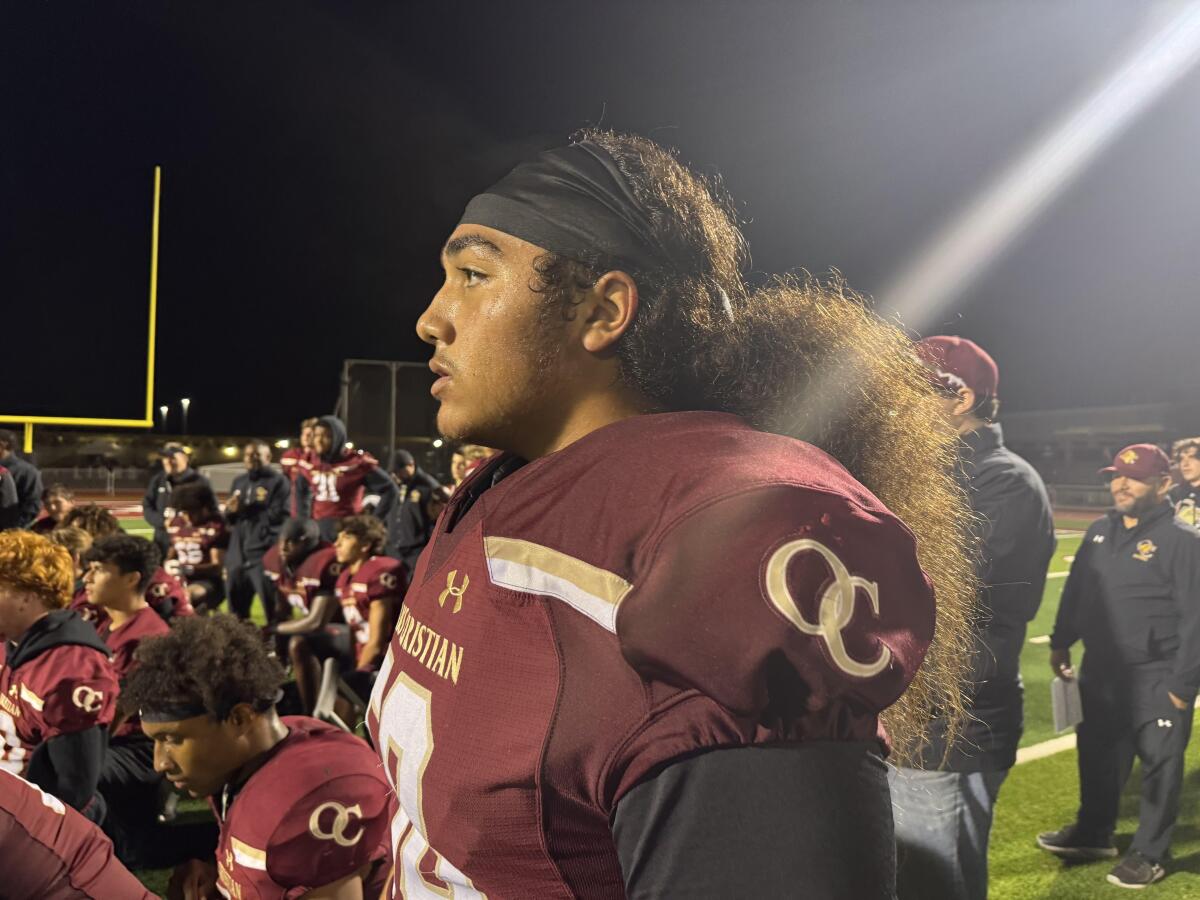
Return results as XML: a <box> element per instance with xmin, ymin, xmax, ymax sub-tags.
<box><xmin>1133</xmin><ymin>540</ymin><xmax>1157</xmax><ymax>562</ymax></box>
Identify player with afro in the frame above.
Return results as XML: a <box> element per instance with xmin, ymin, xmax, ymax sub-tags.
<box><xmin>124</xmin><ymin>614</ymin><xmax>394</xmax><ymax>899</ymax></box>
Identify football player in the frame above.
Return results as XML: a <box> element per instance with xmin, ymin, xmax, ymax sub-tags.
<box><xmin>124</xmin><ymin>614</ymin><xmax>394</xmax><ymax>900</ymax></box>
<box><xmin>166</xmin><ymin>481</ymin><xmax>230</xmax><ymax>613</ymax></box>
<box><xmin>81</xmin><ymin>534</ymin><xmax>177</xmax><ymax>868</ymax></box>
<box><xmin>262</xmin><ymin>519</ymin><xmax>340</xmax><ymax>624</ymax></box>
<box><xmin>1170</xmin><ymin>437</ymin><xmax>1199</xmax><ymax>531</ymax></box>
<box><xmin>366</xmin><ymin>132</ymin><xmax>975</xmax><ymax>897</ymax></box>
<box><xmin>31</xmin><ymin>483</ymin><xmax>76</xmax><ymax>534</ymax></box>
<box><xmin>298</xmin><ymin>416</ymin><xmax>398</xmax><ymax>541</ymax></box>
<box><xmin>0</xmin><ymin>768</ymin><xmax>155</xmax><ymax>899</ymax></box>
<box><xmin>0</xmin><ymin>531</ymin><xmax>117</xmax><ymax>823</ymax></box>
<box><xmin>281</xmin><ymin>417</ymin><xmax>318</xmax><ymax>518</ymax></box>
<box><xmin>327</xmin><ymin>516</ymin><xmax>403</xmax><ymax>678</ymax></box>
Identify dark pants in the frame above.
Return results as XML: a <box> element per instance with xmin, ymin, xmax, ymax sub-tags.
<box><xmin>1076</xmin><ymin>659</ymin><xmax>1194</xmax><ymax>862</ymax></box>
<box><xmin>227</xmin><ymin>558</ymin><xmax>277</xmax><ymax>623</ymax></box>
<box><xmin>99</xmin><ymin>735</ymin><xmax>218</xmax><ymax>870</ymax></box>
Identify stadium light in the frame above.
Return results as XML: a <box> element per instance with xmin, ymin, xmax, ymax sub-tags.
<box><xmin>222</xmin><ymin>445</ymin><xmax>238</xmax><ymax>458</ymax></box>
<box><xmin>158</xmin><ymin>405</ymin><xmax>168</xmax><ymax>431</ymax></box>
<box><xmin>880</xmin><ymin>2</ymin><xmax>1200</xmax><ymax>326</ymax></box>
<box><xmin>180</xmin><ymin>398</ymin><xmax>190</xmax><ymax>435</ymax></box>
<box><xmin>432</xmin><ymin>438</ymin><xmax>444</xmax><ymax>448</ymax></box>
<box><xmin>274</xmin><ymin>439</ymin><xmax>289</xmax><ymax>449</ymax></box>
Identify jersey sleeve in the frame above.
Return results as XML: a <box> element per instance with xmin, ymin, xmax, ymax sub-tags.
<box><xmin>612</xmin><ymin>484</ymin><xmax>933</xmax><ymax>786</ymax></box>
<box><xmin>264</xmin><ymin>773</ymin><xmax>393</xmax><ymax>894</ymax></box>
<box><xmin>363</xmin><ymin>559</ymin><xmax>406</xmax><ymax>600</ymax></box>
<box><xmin>37</xmin><ymin>651</ymin><xmax>118</xmax><ymax>738</ymax></box>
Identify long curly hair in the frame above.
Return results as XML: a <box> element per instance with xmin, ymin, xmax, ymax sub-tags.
<box><xmin>531</xmin><ymin>130</ymin><xmax>978</xmax><ymax>764</ymax></box>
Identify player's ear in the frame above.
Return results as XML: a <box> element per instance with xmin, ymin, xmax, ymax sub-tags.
<box><xmin>225</xmin><ymin>703</ymin><xmax>257</xmax><ymax>734</ymax></box>
<box><xmin>952</xmin><ymin>387</ymin><xmax>976</xmax><ymax>418</ymax></box>
<box><xmin>580</xmin><ymin>270</ymin><xmax>638</xmax><ymax>354</ymax></box>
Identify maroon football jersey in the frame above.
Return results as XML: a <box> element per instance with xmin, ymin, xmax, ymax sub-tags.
<box><xmin>1</xmin><ymin>627</ymin><xmax>118</xmax><ymax>777</ymax></box>
<box><xmin>280</xmin><ymin>448</ymin><xmax>313</xmax><ymax>517</ymax></box>
<box><xmin>0</xmin><ymin>769</ymin><xmax>156</xmax><ymax>899</ymax></box>
<box><xmin>367</xmin><ymin>411</ymin><xmax>935</xmax><ymax>898</ymax></box>
<box><xmin>71</xmin><ymin>588</ymin><xmax>109</xmax><ymax>633</ymax></box>
<box><xmin>334</xmin><ymin>555</ymin><xmax>405</xmax><ymax>658</ymax></box>
<box><xmin>299</xmin><ymin>449</ymin><xmax>383</xmax><ymax>520</ymax></box>
<box><xmin>100</xmin><ymin>606</ymin><xmax>170</xmax><ymax>738</ymax></box>
<box><xmin>29</xmin><ymin>516</ymin><xmax>58</xmax><ymax>534</ymax></box>
<box><xmin>145</xmin><ymin>566</ymin><xmax>195</xmax><ymax>619</ymax></box>
<box><xmin>262</xmin><ymin>543</ymin><xmax>341</xmax><ymax>615</ymax></box>
<box><xmin>210</xmin><ymin>717</ymin><xmax>394</xmax><ymax>900</ymax></box>
<box><xmin>166</xmin><ymin>513</ymin><xmax>230</xmax><ymax>579</ymax></box>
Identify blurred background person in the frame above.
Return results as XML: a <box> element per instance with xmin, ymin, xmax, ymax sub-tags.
<box><xmin>165</xmin><ymin>481</ymin><xmax>229</xmax><ymax>613</ymax></box>
<box><xmin>224</xmin><ymin>439</ymin><xmax>290</xmax><ymax>623</ymax></box>
<box><xmin>0</xmin><ymin>428</ymin><xmax>43</xmax><ymax>528</ymax></box>
<box><xmin>386</xmin><ymin>448</ymin><xmax>444</xmax><ymax>567</ymax></box>
<box><xmin>31</xmin><ymin>483</ymin><xmax>76</xmax><ymax>534</ymax></box>
<box><xmin>1170</xmin><ymin>436</ymin><xmax>1199</xmax><ymax>531</ymax></box>
<box><xmin>279</xmin><ymin>416</ymin><xmax>317</xmax><ymax>517</ymax></box>
<box><xmin>298</xmin><ymin>415</ymin><xmax>397</xmax><ymax>541</ymax></box>
<box><xmin>449</xmin><ymin>446</ymin><xmax>468</xmax><ymax>490</ymax></box>
<box><xmin>0</xmin><ymin>463</ymin><xmax>18</xmax><ymax>530</ymax></box>
<box><xmin>142</xmin><ymin>442</ymin><xmax>210</xmax><ymax>558</ymax></box>
<box><xmin>891</xmin><ymin>336</ymin><xmax>1055</xmax><ymax>900</ymax></box>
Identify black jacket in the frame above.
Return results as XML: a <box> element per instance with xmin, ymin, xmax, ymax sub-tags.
<box><xmin>225</xmin><ymin>466</ymin><xmax>290</xmax><ymax>567</ymax></box>
<box><xmin>387</xmin><ymin>467</ymin><xmax>443</xmax><ymax>570</ymax></box>
<box><xmin>0</xmin><ymin>452</ymin><xmax>43</xmax><ymax>528</ymax></box>
<box><xmin>919</xmin><ymin>423</ymin><xmax>1056</xmax><ymax>771</ymax></box>
<box><xmin>1052</xmin><ymin>501</ymin><xmax>1200</xmax><ymax>702</ymax></box>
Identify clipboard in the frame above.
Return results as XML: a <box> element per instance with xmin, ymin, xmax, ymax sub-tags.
<box><xmin>1052</xmin><ymin>676</ymin><xmax>1083</xmax><ymax>733</ymax></box>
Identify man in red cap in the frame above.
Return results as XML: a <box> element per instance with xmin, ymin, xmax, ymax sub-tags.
<box><xmin>895</xmin><ymin>336</ymin><xmax>1055</xmax><ymax>900</ymax></box>
<box><xmin>1039</xmin><ymin>443</ymin><xmax>1200</xmax><ymax>887</ymax></box>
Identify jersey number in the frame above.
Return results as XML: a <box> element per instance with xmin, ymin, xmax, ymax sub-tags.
<box><xmin>0</xmin><ymin>710</ymin><xmax>27</xmax><ymax>774</ymax></box>
<box><xmin>313</xmin><ymin>472</ymin><xmax>341</xmax><ymax>504</ymax></box>
<box><xmin>175</xmin><ymin>540</ymin><xmax>204</xmax><ymax>565</ymax></box>
<box><xmin>377</xmin><ymin>671</ymin><xmax>485</xmax><ymax>899</ymax></box>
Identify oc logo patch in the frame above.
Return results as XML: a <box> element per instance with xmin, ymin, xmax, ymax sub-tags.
<box><xmin>379</xmin><ymin>571</ymin><xmax>398</xmax><ymax>590</ymax></box>
<box><xmin>764</xmin><ymin>538</ymin><xmax>891</xmax><ymax>679</ymax></box>
<box><xmin>308</xmin><ymin>801</ymin><xmax>365</xmax><ymax>847</ymax></box>
<box><xmin>71</xmin><ymin>686</ymin><xmax>104</xmax><ymax>714</ymax></box>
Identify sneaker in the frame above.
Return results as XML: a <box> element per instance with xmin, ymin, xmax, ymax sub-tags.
<box><xmin>1036</xmin><ymin>823</ymin><xmax>1118</xmax><ymax>860</ymax></box>
<box><xmin>1107</xmin><ymin>852</ymin><xmax>1166</xmax><ymax>888</ymax></box>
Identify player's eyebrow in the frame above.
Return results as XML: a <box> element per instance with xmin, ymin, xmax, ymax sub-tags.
<box><xmin>442</xmin><ymin>233</ymin><xmax>503</xmax><ymax>260</ymax></box>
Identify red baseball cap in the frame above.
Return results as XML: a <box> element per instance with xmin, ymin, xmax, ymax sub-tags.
<box><xmin>1099</xmin><ymin>443</ymin><xmax>1171</xmax><ymax>480</ymax></box>
<box><xmin>916</xmin><ymin>336</ymin><xmax>999</xmax><ymax>398</ymax></box>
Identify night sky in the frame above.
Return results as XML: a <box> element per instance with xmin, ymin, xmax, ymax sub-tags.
<box><xmin>4</xmin><ymin>2</ymin><xmax>1198</xmax><ymax>436</ymax></box>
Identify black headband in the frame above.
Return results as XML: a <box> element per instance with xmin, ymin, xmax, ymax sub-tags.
<box><xmin>458</xmin><ymin>140</ymin><xmax>680</xmax><ymax>273</ymax></box>
<box><xmin>139</xmin><ymin>691</ymin><xmax>282</xmax><ymax>724</ymax></box>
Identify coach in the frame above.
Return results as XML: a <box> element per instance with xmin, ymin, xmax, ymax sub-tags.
<box><xmin>1038</xmin><ymin>444</ymin><xmax>1200</xmax><ymax>888</ymax></box>
<box><xmin>142</xmin><ymin>443</ymin><xmax>209</xmax><ymax>557</ymax></box>
<box><xmin>0</xmin><ymin>429</ymin><xmax>44</xmax><ymax>528</ymax></box>
<box><xmin>224</xmin><ymin>440</ymin><xmax>290</xmax><ymax>623</ymax></box>
<box><xmin>890</xmin><ymin>336</ymin><xmax>1055</xmax><ymax>900</ymax></box>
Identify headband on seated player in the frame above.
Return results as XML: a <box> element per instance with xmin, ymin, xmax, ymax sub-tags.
<box><xmin>458</xmin><ymin>139</ymin><xmax>683</xmax><ymax>273</ymax></box>
<box><xmin>140</xmin><ymin>690</ymin><xmax>283</xmax><ymax>723</ymax></box>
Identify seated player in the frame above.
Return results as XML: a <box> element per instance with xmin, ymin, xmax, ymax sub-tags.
<box><xmin>46</xmin><ymin>525</ymin><xmax>93</xmax><ymax>605</ymax></box>
<box><xmin>80</xmin><ymin>533</ymin><xmax>180</xmax><ymax>868</ymax></box>
<box><xmin>123</xmin><ymin>615</ymin><xmax>394</xmax><ymax>899</ymax></box>
<box><xmin>0</xmin><ymin>769</ymin><xmax>155</xmax><ymax>899</ymax></box>
<box><xmin>166</xmin><ymin>481</ymin><xmax>230</xmax><ymax>613</ymax></box>
<box><xmin>1170</xmin><ymin>436</ymin><xmax>1199</xmax><ymax>530</ymax></box>
<box><xmin>262</xmin><ymin>519</ymin><xmax>341</xmax><ymax>624</ymax></box>
<box><xmin>63</xmin><ymin>503</ymin><xmax>122</xmax><ymax>539</ymax></box>
<box><xmin>143</xmin><ymin>562</ymin><xmax>195</xmax><ymax>622</ymax></box>
<box><xmin>289</xmin><ymin>516</ymin><xmax>404</xmax><ymax>716</ymax></box>
<box><xmin>0</xmin><ymin>531</ymin><xmax>117</xmax><ymax>823</ymax></box>
<box><xmin>298</xmin><ymin>416</ymin><xmax>398</xmax><ymax>541</ymax></box>
<box><xmin>31</xmin><ymin>483</ymin><xmax>76</xmax><ymax>534</ymax></box>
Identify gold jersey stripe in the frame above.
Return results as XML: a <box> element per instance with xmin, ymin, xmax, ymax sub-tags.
<box><xmin>230</xmin><ymin>836</ymin><xmax>267</xmax><ymax>870</ymax></box>
<box><xmin>483</xmin><ymin>536</ymin><xmax>633</xmax><ymax>633</ymax></box>
<box><xmin>19</xmin><ymin>684</ymin><xmax>44</xmax><ymax>711</ymax></box>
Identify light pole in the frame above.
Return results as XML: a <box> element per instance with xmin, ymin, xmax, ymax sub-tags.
<box><xmin>159</xmin><ymin>405</ymin><xmax>169</xmax><ymax>431</ymax></box>
<box><xmin>180</xmin><ymin>398</ymin><xmax>190</xmax><ymax>436</ymax></box>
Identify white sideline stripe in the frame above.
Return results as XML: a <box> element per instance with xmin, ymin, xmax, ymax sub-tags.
<box><xmin>1055</xmin><ymin>529</ymin><xmax>1084</xmax><ymax>537</ymax></box>
<box><xmin>1015</xmin><ymin>695</ymin><xmax>1200</xmax><ymax>765</ymax></box>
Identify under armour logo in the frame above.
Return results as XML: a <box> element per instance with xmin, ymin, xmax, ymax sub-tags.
<box><xmin>71</xmin><ymin>686</ymin><xmax>104</xmax><ymax>714</ymax></box>
<box><xmin>308</xmin><ymin>801</ymin><xmax>365</xmax><ymax>847</ymax></box>
<box><xmin>437</xmin><ymin>569</ymin><xmax>469</xmax><ymax>614</ymax></box>
<box><xmin>1158</xmin><ymin>718</ymin><xmax>1174</xmax><ymax>728</ymax></box>
<box><xmin>764</xmin><ymin>538</ymin><xmax>891</xmax><ymax>679</ymax></box>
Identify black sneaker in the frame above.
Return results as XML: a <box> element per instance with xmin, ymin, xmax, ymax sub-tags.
<box><xmin>1036</xmin><ymin>823</ymin><xmax>1118</xmax><ymax>860</ymax></box>
<box><xmin>1107</xmin><ymin>852</ymin><xmax>1166</xmax><ymax>889</ymax></box>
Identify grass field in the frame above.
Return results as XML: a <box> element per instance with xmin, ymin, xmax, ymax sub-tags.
<box><xmin>120</xmin><ymin>514</ymin><xmax>1200</xmax><ymax>897</ymax></box>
